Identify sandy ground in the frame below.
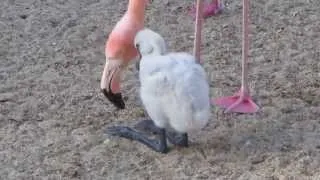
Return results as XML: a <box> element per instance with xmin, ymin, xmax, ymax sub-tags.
<box><xmin>1</xmin><ymin>0</ymin><xmax>320</xmax><ymax>179</ymax></box>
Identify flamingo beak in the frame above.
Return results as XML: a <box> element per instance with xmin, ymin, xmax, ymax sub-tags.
<box><xmin>101</xmin><ymin>60</ymin><xmax>125</xmax><ymax>109</ymax></box>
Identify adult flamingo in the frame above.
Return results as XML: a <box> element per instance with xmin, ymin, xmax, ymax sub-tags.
<box><xmin>212</xmin><ymin>0</ymin><xmax>259</xmax><ymax>113</ymax></box>
<box><xmin>106</xmin><ymin>0</ymin><xmax>209</xmax><ymax>153</ymax></box>
<box><xmin>100</xmin><ymin>0</ymin><xmax>151</xmax><ymax>110</ymax></box>
<box><xmin>190</xmin><ymin>0</ymin><xmax>223</xmax><ymax>19</ymax></box>
<box><xmin>101</xmin><ymin>0</ymin><xmax>168</xmax><ymax>134</ymax></box>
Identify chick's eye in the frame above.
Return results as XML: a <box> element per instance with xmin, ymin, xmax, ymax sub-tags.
<box><xmin>135</xmin><ymin>43</ymin><xmax>140</xmax><ymax>50</ymax></box>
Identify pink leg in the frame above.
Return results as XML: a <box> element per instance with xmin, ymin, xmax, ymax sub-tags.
<box><xmin>189</xmin><ymin>0</ymin><xmax>223</xmax><ymax>19</ymax></box>
<box><xmin>212</xmin><ymin>0</ymin><xmax>259</xmax><ymax>113</ymax></box>
<box><xmin>193</xmin><ymin>0</ymin><xmax>203</xmax><ymax>63</ymax></box>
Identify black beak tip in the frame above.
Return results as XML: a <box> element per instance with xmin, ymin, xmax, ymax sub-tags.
<box><xmin>101</xmin><ymin>89</ymin><xmax>125</xmax><ymax>109</ymax></box>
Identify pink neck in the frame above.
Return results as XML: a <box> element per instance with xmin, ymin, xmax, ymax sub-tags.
<box><xmin>127</xmin><ymin>0</ymin><xmax>147</xmax><ymax>20</ymax></box>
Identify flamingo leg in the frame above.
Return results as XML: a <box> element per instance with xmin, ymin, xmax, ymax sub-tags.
<box><xmin>212</xmin><ymin>0</ymin><xmax>259</xmax><ymax>113</ymax></box>
<box><xmin>193</xmin><ymin>0</ymin><xmax>203</xmax><ymax>63</ymax></box>
<box><xmin>189</xmin><ymin>0</ymin><xmax>223</xmax><ymax>19</ymax></box>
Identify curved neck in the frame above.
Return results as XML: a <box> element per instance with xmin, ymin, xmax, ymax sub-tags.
<box><xmin>127</xmin><ymin>0</ymin><xmax>147</xmax><ymax>20</ymax></box>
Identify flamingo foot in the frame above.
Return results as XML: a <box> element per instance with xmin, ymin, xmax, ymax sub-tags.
<box><xmin>105</xmin><ymin>120</ymin><xmax>188</xmax><ymax>153</ymax></box>
<box><xmin>167</xmin><ymin>132</ymin><xmax>188</xmax><ymax>147</ymax></box>
<box><xmin>134</xmin><ymin>119</ymin><xmax>163</xmax><ymax>135</ymax></box>
<box><xmin>134</xmin><ymin>120</ymin><xmax>188</xmax><ymax>147</ymax></box>
<box><xmin>106</xmin><ymin>126</ymin><xmax>169</xmax><ymax>153</ymax></box>
<box><xmin>212</xmin><ymin>88</ymin><xmax>259</xmax><ymax>113</ymax></box>
<box><xmin>189</xmin><ymin>1</ymin><xmax>223</xmax><ymax>19</ymax></box>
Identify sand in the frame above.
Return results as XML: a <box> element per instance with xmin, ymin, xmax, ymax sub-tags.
<box><xmin>1</xmin><ymin>0</ymin><xmax>320</xmax><ymax>179</ymax></box>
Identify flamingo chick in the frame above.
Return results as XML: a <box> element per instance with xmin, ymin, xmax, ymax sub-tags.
<box><xmin>106</xmin><ymin>28</ymin><xmax>211</xmax><ymax>153</ymax></box>
<box><xmin>190</xmin><ymin>0</ymin><xmax>223</xmax><ymax>19</ymax></box>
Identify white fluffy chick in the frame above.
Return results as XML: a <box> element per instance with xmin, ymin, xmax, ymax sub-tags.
<box><xmin>135</xmin><ymin>28</ymin><xmax>210</xmax><ymax>133</ymax></box>
<box><xmin>106</xmin><ymin>28</ymin><xmax>211</xmax><ymax>153</ymax></box>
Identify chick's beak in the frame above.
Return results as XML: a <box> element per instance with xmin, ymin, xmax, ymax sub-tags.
<box><xmin>100</xmin><ymin>60</ymin><xmax>125</xmax><ymax>109</ymax></box>
<box><xmin>135</xmin><ymin>61</ymin><xmax>140</xmax><ymax>71</ymax></box>
<box><xmin>135</xmin><ymin>45</ymin><xmax>141</xmax><ymax>71</ymax></box>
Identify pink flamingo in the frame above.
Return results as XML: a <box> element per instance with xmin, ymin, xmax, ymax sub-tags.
<box><xmin>190</xmin><ymin>0</ymin><xmax>223</xmax><ymax>19</ymax></box>
<box><xmin>212</xmin><ymin>0</ymin><xmax>259</xmax><ymax>113</ymax></box>
<box><xmin>100</xmin><ymin>0</ymin><xmax>150</xmax><ymax>109</ymax></box>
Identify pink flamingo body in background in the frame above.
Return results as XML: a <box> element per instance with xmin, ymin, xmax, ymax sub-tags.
<box><xmin>190</xmin><ymin>0</ymin><xmax>223</xmax><ymax>19</ymax></box>
<box><xmin>212</xmin><ymin>0</ymin><xmax>259</xmax><ymax>113</ymax></box>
